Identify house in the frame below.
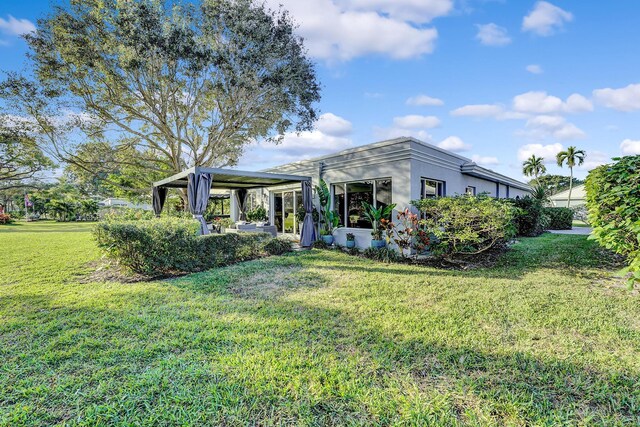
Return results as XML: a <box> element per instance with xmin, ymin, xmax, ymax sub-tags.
<box><xmin>549</xmin><ymin>184</ymin><xmax>586</xmax><ymax>208</ymax></box>
<box><xmin>99</xmin><ymin>198</ymin><xmax>153</xmax><ymax>211</ymax></box>
<box><xmin>244</xmin><ymin>137</ymin><xmax>530</xmax><ymax>247</ymax></box>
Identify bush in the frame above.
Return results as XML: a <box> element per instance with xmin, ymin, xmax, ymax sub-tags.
<box><xmin>510</xmin><ymin>197</ymin><xmax>546</xmax><ymax>237</ymax></box>
<box><xmin>413</xmin><ymin>195</ymin><xmax>516</xmax><ymax>259</ymax></box>
<box><xmin>0</xmin><ymin>213</ymin><xmax>12</xmax><ymax>224</ymax></box>
<box><xmin>543</xmin><ymin>207</ymin><xmax>573</xmax><ymax>230</ymax></box>
<box><xmin>264</xmin><ymin>238</ymin><xmax>293</xmax><ymax>256</ymax></box>
<box><xmin>586</xmin><ymin>156</ymin><xmax>640</xmax><ymax>285</ymax></box>
<box><xmin>94</xmin><ymin>218</ymin><xmax>273</xmax><ymax>275</ymax></box>
<box><xmin>101</xmin><ymin>208</ymin><xmax>156</xmax><ymax>221</ymax></box>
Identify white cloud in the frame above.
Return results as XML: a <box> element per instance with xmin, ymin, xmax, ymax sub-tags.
<box><xmin>341</xmin><ymin>0</ymin><xmax>454</xmax><ymax>24</ymax></box>
<box><xmin>512</xmin><ymin>91</ymin><xmax>592</xmax><ymax>114</ymax></box>
<box><xmin>593</xmin><ymin>83</ymin><xmax>640</xmax><ymax>112</ymax></box>
<box><xmin>565</xmin><ymin>94</ymin><xmax>594</xmax><ymax>113</ymax></box>
<box><xmin>621</xmin><ymin>139</ymin><xmax>640</xmax><ymax>155</ymax></box>
<box><xmin>0</xmin><ymin>15</ymin><xmax>35</xmax><ymax>36</ymax></box>
<box><xmin>265</xmin><ymin>0</ymin><xmax>440</xmax><ymax>61</ymax></box>
<box><xmin>523</xmin><ymin>115</ymin><xmax>586</xmax><ymax>141</ymax></box>
<box><xmin>517</xmin><ymin>143</ymin><xmax>564</xmax><ymax>162</ymax></box>
<box><xmin>475</xmin><ymin>23</ymin><xmax>511</xmax><ymax>46</ymax></box>
<box><xmin>451</xmin><ymin>104</ymin><xmax>504</xmax><ymax>118</ymax></box>
<box><xmin>471</xmin><ymin>154</ymin><xmax>500</xmax><ymax>166</ymax></box>
<box><xmin>522</xmin><ymin>1</ymin><xmax>573</xmax><ymax>36</ymax></box>
<box><xmin>406</xmin><ymin>94</ymin><xmax>444</xmax><ymax>106</ymax></box>
<box><xmin>393</xmin><ymin>114</ymin><xmax>441</xmax><ymax>129</ymax></box>
<box><xmin>526</xmin><ymin>64</ymin><xmax>543</xmax><ymax>74</ymax></box>
<box><xmin>373</xmin><ymin>126</ymin><xmax>433</xmax><ymax>142</ymax></box>
<box><xmin>438</xmin><ymin>136</ymin><xmax>471</xmax><ymax>152</ymax></box>
<box><xmin>315</xmin><ymin>113</ymin><xmax>353</xmax><ymax>136</ymax></box>
<box><xmin>579</xmin><ymin>151</ymin><xmax>609</xmax><ymax>171</ymax></box>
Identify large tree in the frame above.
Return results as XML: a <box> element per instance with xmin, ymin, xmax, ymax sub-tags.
<box><xmin>1</xmin><ymin>0</ymin><xmax>320</xmax><ymax>199</ymax></box>
<box><xmin>0</xmin><ymin>131</ymin><xmax>55</xmax><ymax>191</ymax></box>
<box><xmin>556</xmin><ymin>146</ymin><xmax>586</xmax><ymax>208</ymax></box>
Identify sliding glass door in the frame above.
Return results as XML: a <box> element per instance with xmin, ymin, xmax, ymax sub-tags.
<box><xmin>273</xmin><ymin>190</ymin><xmax>301</xmax><ymax>235</ymax></box>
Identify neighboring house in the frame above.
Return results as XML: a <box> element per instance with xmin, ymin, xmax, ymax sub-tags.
<box><xmin>239</xmin><ymin>137</ymin><xmax>530</xmax><ymax>247</ymax></box>
<box><xmin>99</xmin><ymin>198</ymin><xmax>153</xmax><ymax>211</ymax></box>
<box><xmin>549</xmin><ymin>184</ymin><xmax>586</xmax><ymax>208</ymax></box>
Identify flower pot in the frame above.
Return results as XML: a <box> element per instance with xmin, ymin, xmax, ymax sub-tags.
<box><xmin>322</xmin><ymin>234</ymin><xmax>334</xmax><ymax>245</ymax></box>
<box><xmin>346</xmin><ymin>240</ymin><xmax>356</xmax><ymax>248</ymax></box>
<box><xmin>370</xmin><ymin>239</ymin><xmax>386</xmax><ymax>249</ymax></box>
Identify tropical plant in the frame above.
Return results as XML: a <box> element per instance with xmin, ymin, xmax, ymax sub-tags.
<box><xmin>529</xmin><ymin>174</ymin><xmax>584</xmax><ymax>196</ymax></box>
<box><xmin>393</xmin><ymin>208</ymin><xmax>420</xmax><ymax>256</ymax></box>
<box><xmin>531</xmin><ymin>185</ymin><xmax>550</xmax><ymax>204</ymax></box>
<box><xmin>522</xmin><ymin>155</ymin><xmax>547</xmax><ymax>180</ymax></box>
<box><xmin>246</xmin><ymin>206</ymin><xmax>268</xmax><ymax>222</ymax></box>
<box><xmin>362</xmin><ymin>201</ymin><xmax>396</xmax><ymax>240</ymax></box>
<box><xmin>586</xmin><ymin>155</ymin><xmax>640</xmax><ymax>287</ymax></box>
<box><xmin>346</xmin><ymin>233</ymin><xmax>355</xmax><ymax>241</ymax></box>
<box><xmin>556</xmin><ymin>146</ymin><xmax>586</xmax><ymax>208</ymax></box>
<box><xmin>315</xmin><ymin>179</ymin><xmax>340</xmax><ymax>236</ymax></box>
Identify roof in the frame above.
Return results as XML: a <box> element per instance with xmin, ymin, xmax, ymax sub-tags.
<box><xmin>549</xmin><ymin>184</ymin><xmax>586</xmax><ymax>201</ymax></box>
<box><xmin>153</xmin><ymin>166</ymin><xmax>311</xmax><ymax>189</ymax></box>
<box><xmin>265</xmin><ymin>136</ymin><xmax>531</xmax><ymax>191</ymax></box>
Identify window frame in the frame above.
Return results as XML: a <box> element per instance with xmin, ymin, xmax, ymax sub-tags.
<box><xmin>465</xmin><ymin>186</ymin><xmax>476</xmax><ymax>196</ymax></box>
<box><xmin>421</xmin><ymin>177</ymin><xmax>446</xmax><ymax>199</ymax></box>
<box><xmin>331</xmin><ymin>178</ymin><xmax>393</xmax><ymax>229</ymax></box>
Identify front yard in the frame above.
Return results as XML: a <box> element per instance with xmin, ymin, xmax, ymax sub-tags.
<box><xmin>1</xmin><ymin>222</ymin><xmax>639</xmax><ymax>425</ymax></box>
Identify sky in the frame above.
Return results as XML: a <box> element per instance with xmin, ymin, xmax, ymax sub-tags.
<box><xmin>2</xmin><ymin>0</ymin><xmax>640</xmax><ymax>181</ymax></box>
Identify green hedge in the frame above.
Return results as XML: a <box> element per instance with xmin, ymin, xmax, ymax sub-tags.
<box><xmin>412</xmin><ymin>195</ymin><xmax>517</xmax><ymax>258</ymax></box>
<box><xmin>94</xmin><ymin>218</ymin><xmax>273</xmax><ymax>275</ymax></box>
<box><xmin>586</xmin><ymin>155</ymin><xmax>640</xmax><ymax>285</ymax></box>
<box><xmin>510</xmin><ymin>197</ymin><xmax>546</xmax><ymax>237</ymax></box>
<box><xmin>543</xmin><ymin>207</ymin><xmax>573</xmax><ymax>230</ymax></box>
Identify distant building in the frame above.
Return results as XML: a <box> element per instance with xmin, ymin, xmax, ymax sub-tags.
<box><xmin>99</xmin><ymin>198</ymin><xmax>152</xmax><ymax>211</ymax></box>
<box><xmin>549</xmin><ymin>184</ymin><xmax>586</xmax><ymax>208</ymax></box>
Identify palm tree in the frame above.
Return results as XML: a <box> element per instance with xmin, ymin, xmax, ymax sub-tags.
<box><xmin>556</xmin><ymin>146</ymin><xmax>586</xmax><ymax>208</ymax></box>
<box><xmin>522</xmin><ymin>155</ymin><xmax>547</xmax><ymax>181</ymax></box>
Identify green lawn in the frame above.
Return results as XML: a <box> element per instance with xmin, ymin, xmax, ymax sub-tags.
<box><xmin>1</xmin><ymin>221</ymin><xmax>639</xmax><ymax>426</ymax></box>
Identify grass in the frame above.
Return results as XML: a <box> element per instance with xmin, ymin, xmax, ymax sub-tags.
<box><xmin>1</xmin><ymin>221</ymin><xmax>639</xmax><ymax>426</ymax></box>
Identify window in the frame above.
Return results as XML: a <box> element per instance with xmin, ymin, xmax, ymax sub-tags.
<box><xmin>465</xmin><ymin>186</ymin><xmax>476</xmax><ymax>196</ymax></box>
<box><xmin>331</xmin><ymin>179</ymin><xmax>392</xmax><ymax>229</ymax></box>
<box><xmin>421</xmin><ymin>178</ymin><xmax>445</xmax><ymax>198</ymax></box>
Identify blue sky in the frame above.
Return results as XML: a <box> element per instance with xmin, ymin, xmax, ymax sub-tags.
<box><xmin>2</xmin><ymin>0</ymin><xmax>640</xmax><ymax>180</ymax></box>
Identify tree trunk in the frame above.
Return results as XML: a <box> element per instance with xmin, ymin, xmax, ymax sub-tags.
<box><xmin>567</xmin><ymin>167</ymin><xmax>573</xmax><ymax>208</ymax></box>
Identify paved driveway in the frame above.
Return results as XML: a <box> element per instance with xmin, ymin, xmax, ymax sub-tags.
<box><xmin>547</xmin><ymin>227</ymin><xmax>593</xmax><ymax>235</ymax></box>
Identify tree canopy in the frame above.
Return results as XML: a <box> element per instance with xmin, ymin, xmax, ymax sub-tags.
<box><xmin>0</xmin><ymin>131</ymin><xmax>55</xmax><ymax>191</ymax></box>
<box><xmin>1</xmin><ymin>0</ymin><xmax>320</xmax><ymax>196</ymax></box>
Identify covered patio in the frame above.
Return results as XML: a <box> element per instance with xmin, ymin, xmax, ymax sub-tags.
<box><xmin>152</xmin><ymin>166</ymin><xmax>316</xmax><ymax>246</ymax></box>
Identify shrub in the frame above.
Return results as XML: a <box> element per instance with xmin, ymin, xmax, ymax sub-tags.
<box><xmin>586</xmin><ymin>156</ymin><xmax>640</xmax><ymax>285</ymax></box>
<box><xmin>94</xmin><ymin>218</ymin><xmax>273</xmax><ymax>275</ymax></box>
<box><xmin>510</xmin><ymin>196</ymin><xmax>546</xmax><ymax>237</ymax></box>
<box><xmin>312</xmin><ymin>239</ymin><xmax>330</xmax><ymax>250</ymax></box>
<box><xmin>264</xmin><ymin>238</ymin><xmax>293</xmax><ymax>256</ymax></box>
<box><xmin>101</xmin><ymin>208</ymin><xmax>155</xmax><ymax>221</ymax></box>
<box><xmin>413</xmin><ymin>195</ymin><xmax>516</xmax><ymax>259</ymax></box>
<box><xmin>0</xmin><ymin>213</ymin><xmax>12</xmax><ymax>224</ymax></box>
<box><xmin>246</xmin><ymin>206</ymin><xmax>267</xmax><ymax>222</ymax></box>
<box><xmin>543</xmin><ymin>207</ymin><xmax>573</xmax><ymax>230</ymax></box>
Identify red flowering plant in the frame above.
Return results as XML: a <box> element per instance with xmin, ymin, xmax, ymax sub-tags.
<box><xmin>393</xmin><ymin>208</ymin><xmax>421</xmax><ymax>256</ymax></box>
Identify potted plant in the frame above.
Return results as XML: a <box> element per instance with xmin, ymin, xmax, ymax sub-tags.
<box><xmin>345</xmin><ymin>232</ymin><xmax>356</xmax><ymax>248</ymax></box>
<box><xmin>315</xmin><ymin>179</ymin><xmax>341</xmax><ymax>245</ymax></box>
<box><xmin>362</xmin><ymin>201</ymin><xmax>396</xmax><ymax>248</ymax></box>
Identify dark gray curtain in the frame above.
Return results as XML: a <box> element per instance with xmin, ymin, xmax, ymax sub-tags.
<box><xmin>152</xmin><ymin>186</ymin><xmax>167</xmax><ymax>217</ymax></box>
<box><xmin>300</xmin><ymin>180</ymin><xmax>316</xmax><ymax>247</ymax></box>
<box><xmin>187</xmin><ymin>172</ymin><xmax>212</xmax><ymax>235</ymax></box>
<box><xmin>235</xmin><ymin>189</ymin><xmax>248</xmax><ymax>221</ymax></box>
